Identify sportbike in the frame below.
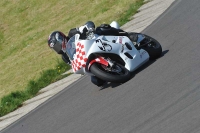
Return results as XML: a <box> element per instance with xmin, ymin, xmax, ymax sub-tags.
<box><xmin>64</xmin><ymin>21</ymin><xmax>162</xmax><ymax>86</ymax></box>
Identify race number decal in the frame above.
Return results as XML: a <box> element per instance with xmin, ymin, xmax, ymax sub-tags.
<box><xmin>96</xmin><ymin>39</ymin><xmax>112</xmax><ymax>52</ymax></box>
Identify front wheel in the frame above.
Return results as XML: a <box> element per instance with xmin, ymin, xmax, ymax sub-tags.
<box><xmin>90</xmin><ymin>62</ymin><xmax>130</xmax><ymax>83</ymax></box>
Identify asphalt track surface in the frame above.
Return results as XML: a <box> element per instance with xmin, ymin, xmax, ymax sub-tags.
<box><xmin>2</xmin><ymin>0</ymin><xmax>200</xmax><ymax>132</ymax></box>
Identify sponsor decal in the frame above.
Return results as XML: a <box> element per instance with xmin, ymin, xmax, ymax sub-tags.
<box><xmin>119</xmin><ymin>37</ymin><xmax>122</xmax><ymax>44</ymax></box>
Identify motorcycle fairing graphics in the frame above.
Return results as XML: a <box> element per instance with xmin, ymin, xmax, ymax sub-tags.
<box><xmin>71</xmin><ymin>42</ymin><xmax>88</xmax><ymax>72</ymax></box>
<box><xmin>96</xmin><ymin>39</ymin><xmax>112</xmax><ymax>52</ymax></box>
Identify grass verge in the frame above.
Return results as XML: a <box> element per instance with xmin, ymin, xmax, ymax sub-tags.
<box><xmin>118</xmin><ymin>0</ymin><xmax>145</xmax><ymax>26</ymax></box>
<box><xmin>0</xmin><ymin>61</ymin><xmax>71</xmax><ymax>117</ymax></box>
<box><xmin>0</xmin><ymin>0</ymin><xmax>144</xmax><ymax>117</ymax></box>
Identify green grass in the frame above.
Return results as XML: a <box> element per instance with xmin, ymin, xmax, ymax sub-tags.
<box><xmin>0</xmin><ymin>60</ymin><xmax>71</xmax><ymax>117</ymax></box>
<box><xmin>0</xmin><ymin>0</ymin><xmax>144</xmax><ymax>117</ymax></box>
<box><xmin>118</xmin><ymin>0</ymin><xmax>145</xmax><ymax>25</ymax></box>
<box><xmin>0</xmin><ymin>30</ymin><xmax>4</xmax><ymax>51</ymax></box>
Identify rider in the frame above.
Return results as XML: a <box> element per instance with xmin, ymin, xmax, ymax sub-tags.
<box><xmin>48</xmin><ymin>21</ymin><xmax>96</xmax><ymax>65</ymax></box>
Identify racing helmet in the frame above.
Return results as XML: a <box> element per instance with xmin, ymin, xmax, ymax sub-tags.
<box><xmin>48</xmin><ymin>31</ymin><xmax>69</xmax><ymax>54</ymax></box>
<box><xmin>85</xmin><ymin>21</ymin><xmax>95</xmax><ymax>31</ymax></box>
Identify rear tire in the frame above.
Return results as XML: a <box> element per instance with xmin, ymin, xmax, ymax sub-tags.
<box><xmin>142</xmin><ymin>35</ymin><xmax>162</xmax><ymax>60</ymax></box>
<box><xmin>127</xmin><ymin>32</ymin><xmax>162</xmax><ymax>60</ymax></box>
<box><xmin>90</xmin><ymin>62</ymin><xmax>130</xmax><ymax>83</ymax></box>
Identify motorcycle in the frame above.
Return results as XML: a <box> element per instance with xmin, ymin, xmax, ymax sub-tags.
<box><xmin>64</xmin><ymin>21</ymin><xmax>162</xmax><ymax>86</ymax></box>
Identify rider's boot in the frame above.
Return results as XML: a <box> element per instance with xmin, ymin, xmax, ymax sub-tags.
<box><xmin>91</xmin><ymin>76</ymin><xmax>106</xmax><ymax>87</ymax></box>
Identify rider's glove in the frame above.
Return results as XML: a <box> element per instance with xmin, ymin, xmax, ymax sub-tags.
<box><xmin>78</xmin><ymin>24</ymin><xmax>95</xmax><ymax>34</ymax></box>
<box><xmin>78</xmin><ymin>25</ymin><xmax>88</xmax><ymax>34</ymax></box>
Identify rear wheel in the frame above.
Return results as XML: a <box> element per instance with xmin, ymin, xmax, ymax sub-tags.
<box><xmin>90</xmin><ymin>62</ymin><xmax>130</xmax><ymax>83</ymax></box>
<box><xmin>127</xmin><ymin>32</ymin><xmax>162</xmax><ymax>60</ymax></box>
<box><xmin>140</xmin><ymin>35</ymin><xmax>162</xmax><ymax>60</ymax></box>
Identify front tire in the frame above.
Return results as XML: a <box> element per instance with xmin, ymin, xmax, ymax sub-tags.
<box><xmin>90</xmin><ymin>62</ymin><xmax>130</xmax><ymax>83</ymax></box>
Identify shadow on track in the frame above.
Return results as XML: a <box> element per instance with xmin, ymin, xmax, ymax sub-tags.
<box><xmin>99</xmin><ymin>50</ymin><xmax>169</xmax><ymax>90</ymax></box>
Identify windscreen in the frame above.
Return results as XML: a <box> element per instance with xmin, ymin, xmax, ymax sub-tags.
<box><xmin>65</xmin><ymin>35</ymin><xmax>76</xmax><ymax>60</ymax></box>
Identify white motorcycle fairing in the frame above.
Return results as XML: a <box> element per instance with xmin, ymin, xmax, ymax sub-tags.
<box><xmin>65</xmin><ymin>33</ymin><xmax>149</xmax><ymax>75</ymax></box>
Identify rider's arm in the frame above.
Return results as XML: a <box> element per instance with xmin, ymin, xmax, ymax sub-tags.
<box><xmin>68</xmin><ymin>21</ymin><xmax>95</xmax><ymax>40</ymax></box>
<box><xmin>68</xmin><ymin>27</ymin><xmax>87</xmax><ymax>39</ymax></box>
<box><xmin>68</xmin><ymin>28</ymin><xmax>81</xmax><ymax>38</ymax></box>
